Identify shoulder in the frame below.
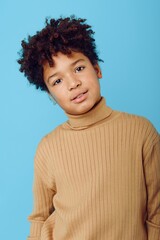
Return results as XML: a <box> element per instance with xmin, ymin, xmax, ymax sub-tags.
<box><xmin>116</xmin><ymin>109</ymin><xmax>154</xmax><ymax>127</ymax></box>
<box><xmin>117</xmin><ymin>110</ymin><xmax>151</xmax><ymax>125</ymax></box>
<box><xmin>115</xmin><ymin>109</ymin><xmax>159</xmax><ymax>145</ymax></box>
<box><xmin>36</xmin><ymin>124</ymin><xmax>63</xmax><ymax>152</ymax></box>
<box><xmin>33</xmin><ymin>125</ymin><xmax>63</xmax><ymax>177</ymax></box>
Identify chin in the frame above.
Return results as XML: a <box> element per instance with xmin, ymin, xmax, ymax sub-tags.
<box><xmin>74</xmin><ymin>103</ymin><xmax>95</xmax><ymax>115</ymax></box>
<box><xmin>65</xmin><ymin>97</ymin><xmax>101</xmax><ymax>115</ymax></box>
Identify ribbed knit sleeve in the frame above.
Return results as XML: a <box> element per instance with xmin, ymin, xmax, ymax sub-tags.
<box><xmin>27</xmin><ymin>137</ymin><xmax>56</xmax><ymax>240</ymax></box>
<box><xmin>143</xmin><ymin>123</ymin><xmax>160</xmax><ymax>239</ymax></box>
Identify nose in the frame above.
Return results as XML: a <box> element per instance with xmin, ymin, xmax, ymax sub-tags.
<box><xmin>67</xmin><ymin>74</ymin><xmax>82</xmax><ymax>91</ymax></box>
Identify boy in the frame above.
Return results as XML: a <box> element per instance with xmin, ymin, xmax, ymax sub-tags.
<box><xmin>18</xmin><ymin>16</ymin><xmax>160</xmax><ymax>240</ymax></box>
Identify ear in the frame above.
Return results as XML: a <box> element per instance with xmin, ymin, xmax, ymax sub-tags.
<box><xmin>94</xmin><ymin>64</ymin><xmax>102</xmax><ymax>78</ymax></box>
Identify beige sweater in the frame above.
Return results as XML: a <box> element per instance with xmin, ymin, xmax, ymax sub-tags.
<box><xmin>28</xmin><ymin>98</ymin><xmax>160</xmax><ymax>240</ymax></box>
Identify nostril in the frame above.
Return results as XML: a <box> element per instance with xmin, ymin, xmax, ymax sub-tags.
<box><xmin>69</xmin><ymin>79</ymin><xmax>81</xmax><ymax>91</ymax></box>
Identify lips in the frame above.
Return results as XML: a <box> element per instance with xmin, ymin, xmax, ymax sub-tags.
<box><xmin>71</xmin><ymin>90</ymin><xmax>88</xmax><ymax>101</ymax></box>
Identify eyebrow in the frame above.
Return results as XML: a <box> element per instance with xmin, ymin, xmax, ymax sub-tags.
<box><xmin>47</xmin><ymin>58</ymin><xmax>85</xmax><ymax>82</ymax></box>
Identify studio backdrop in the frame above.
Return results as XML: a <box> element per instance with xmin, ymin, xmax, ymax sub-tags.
<box><xmin>0</xmin><ymin>0</ymin><xmax>160</xmax><ymax>239</ymax></box>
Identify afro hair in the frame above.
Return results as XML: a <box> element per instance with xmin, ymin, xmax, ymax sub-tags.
<box><xmin>18</xmin><ymin>16</ymin><xmax>102</xmax><ymax>92</ymax></box>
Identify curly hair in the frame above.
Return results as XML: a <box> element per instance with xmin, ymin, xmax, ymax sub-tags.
<box><xmin>17</xmin><ymin>16</ymin><xmax>102</xmax><ymax>92</ymax></box>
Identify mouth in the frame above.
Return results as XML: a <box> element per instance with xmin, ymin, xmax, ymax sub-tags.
<box><xmin>71</xmin><ymin>91</ymin><xmax>88</xmax><ymax>103</ymax></box>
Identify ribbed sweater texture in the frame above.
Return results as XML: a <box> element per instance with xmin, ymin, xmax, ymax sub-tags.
<box><xmin>28</xmin><ymin>98</ymin><xmax>160</xmax><ymax>240</ymax></box>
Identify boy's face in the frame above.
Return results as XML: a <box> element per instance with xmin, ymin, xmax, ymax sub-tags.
<box><xmin>43</xmin><ymin>51</ymin><xmax>102</xmax><ymax>115</ymax></box>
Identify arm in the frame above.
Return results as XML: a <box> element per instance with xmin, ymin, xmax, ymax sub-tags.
<box><xmin>27</xmin><ymin>137</ymin><xmax>56</xmax><ymax>240</ymax></box>
<box><xmin>144</xmin><ymin>128</ymin><xmax>160</xmax><ymax>240</ymax></box>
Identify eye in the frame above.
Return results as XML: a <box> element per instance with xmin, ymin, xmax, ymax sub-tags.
<box><xmin>53</xmin><ymin>79</ymin><xmax>62</xmax><ymax>86</ymax></box>
<box><xmin>75</xmin><ymin>66</ymin><xmax>85</xmax><ymax>73</ymax></box>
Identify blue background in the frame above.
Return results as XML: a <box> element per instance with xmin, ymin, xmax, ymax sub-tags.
<box><xmin>0</xmin><ymin>0</ymin><xmax>160</xmax><ymax>239</ymax></box>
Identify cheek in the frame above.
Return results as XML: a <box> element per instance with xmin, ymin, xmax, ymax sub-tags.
<box><xmin>91</xmin><ymin>78</ymin><xmax>100</xmax><ymax>89</ymax></box>
<box><xmin>93</xmin><ymin>81</ymin><xmax>101</xmax><ymax>95</ymax></box>
<box><xmin>50</xmin><ymin>88</ymin><xmax>69</xmax><ymax>104</ymax></box>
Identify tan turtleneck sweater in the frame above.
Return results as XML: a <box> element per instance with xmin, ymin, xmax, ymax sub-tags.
<box><xmin>27</xmin><ymin>98</ymin><xmax>160</xmax><ymax>240</ymax></box>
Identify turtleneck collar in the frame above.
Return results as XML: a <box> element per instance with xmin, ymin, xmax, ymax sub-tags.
<box><xmin>64</xmin><ymin>97</ymin><xmax>113</xmax><ymax>130</ymax></box>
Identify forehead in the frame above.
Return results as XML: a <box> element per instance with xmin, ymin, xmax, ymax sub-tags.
<box><xmin>43</xmin><ymin>51</ymin><xmax>89</xmax><ymax>70</ymax></box>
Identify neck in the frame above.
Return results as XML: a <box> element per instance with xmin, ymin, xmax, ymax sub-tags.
<box><xmin>65</xmin><ymin>97</ymin><xmax>113</xmax><ymax>130</ymax></box>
